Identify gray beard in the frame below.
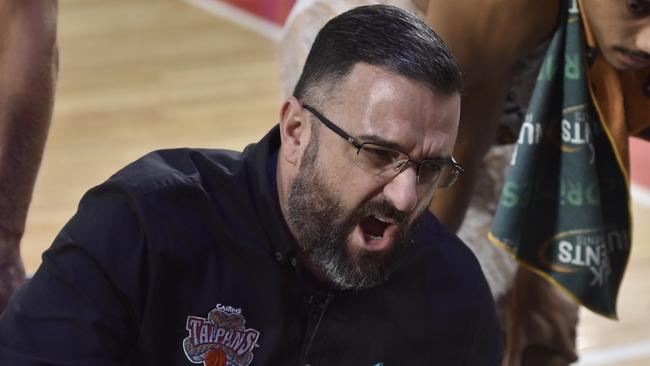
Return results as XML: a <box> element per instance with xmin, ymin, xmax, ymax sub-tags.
<box><xmin>285</xmin><ymin>137</ymin><xmax>411</xmax><ymax>290</ymax></box>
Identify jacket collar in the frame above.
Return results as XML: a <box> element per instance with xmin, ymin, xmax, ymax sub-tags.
<box><xmin>242</xmin><ymin>125</ymin><xmax>297</xmax><ymax>261</ymax></box>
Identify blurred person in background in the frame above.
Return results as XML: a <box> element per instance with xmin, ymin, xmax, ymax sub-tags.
<box><xmin>279</xmin><ymin>0</ymin><xmax>650</xmax><ymax>365</ymax></box>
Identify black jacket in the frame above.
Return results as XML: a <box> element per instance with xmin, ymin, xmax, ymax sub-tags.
<box><xmin>0</xmin><ymin>126</ymin><xmax>501</xmax><ymax>365</ymax></box>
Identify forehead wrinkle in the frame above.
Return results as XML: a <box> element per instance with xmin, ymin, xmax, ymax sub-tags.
<box><xmin>354</xmin><ymin>102</ymin><xmax>456</xmax><ymax>160</ymax></box>
<box><xmin>330</xmin><ymin>63</ymin><xmax>459</xmax><ymax>161</ymax></box>
<box><xmin>355</xmin><ymin>80</ymin><xmax>430</xmax><ymax>140</ymax></box>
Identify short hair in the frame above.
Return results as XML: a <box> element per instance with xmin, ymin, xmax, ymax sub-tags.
<box><xmin>293</xmin><ymin>5</ymin><xmax>462</xmax><ymax>103</ymax></box>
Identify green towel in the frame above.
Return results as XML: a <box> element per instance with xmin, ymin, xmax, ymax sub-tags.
<box><xmin>488</xmin><ymin>0</ymin><xmax>630</xmax><ymax>318</ymax></box>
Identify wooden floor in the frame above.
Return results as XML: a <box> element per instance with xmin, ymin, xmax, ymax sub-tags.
<box><xmin>20</xmin><ymin>0</ymin><xmax>650</xmax><ymax>364</ymax></box>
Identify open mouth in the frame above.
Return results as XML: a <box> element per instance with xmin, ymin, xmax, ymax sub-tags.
<box><xmin>359</xmin><ymin>215</ymin><xmax>392</xmax><ymax>241</ymax></box>
<box><xmin>617</xmin><ymin>49</ymin><xmax>650</xmax><ymax>69</ymax></box>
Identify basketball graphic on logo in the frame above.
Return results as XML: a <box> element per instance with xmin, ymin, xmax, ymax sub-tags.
<box><xmin>184</xmin><ymin>305</ymin><xmax>259</xmax><ymax>366</ymax></box>
<box><xmin>205</xmin><ymin>349</ymin><xmax>227</xmax><ymax>366</ymax></box>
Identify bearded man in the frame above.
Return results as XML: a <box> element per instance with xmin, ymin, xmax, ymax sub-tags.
<box><xmin>0</xmin><ymin>5</ymin><xmax>500</xmax><ymax>365</ymax></box>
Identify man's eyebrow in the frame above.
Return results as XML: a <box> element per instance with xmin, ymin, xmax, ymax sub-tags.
<box><xmin>356</xmin><ymin>134</ymin><xmax>407</xmax><ymax>152</ymax></box>
<box><xmin>355</xmin><ymin>133</ymin><xmax>451</xmax><ymax>161</ymax></box>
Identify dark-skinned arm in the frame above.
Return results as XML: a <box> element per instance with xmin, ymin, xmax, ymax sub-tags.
<box><xmin>0</xmin><ymin>0</ymin><xmax>58</xmax><ymax>312</ymax></box>
<box><xmin>424</xmin><ymin>2</ymin><xmax>580</xmax><ymax>366</ymax></box>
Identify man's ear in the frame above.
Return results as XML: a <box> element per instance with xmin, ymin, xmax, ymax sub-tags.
<box><xmin>279</xmin><ymin>96</ymin><xmax>311</xmax><ymax>166</ymax></box>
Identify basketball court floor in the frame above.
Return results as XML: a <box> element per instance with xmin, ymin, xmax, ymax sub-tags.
<box><xmin>20</xmin><ymin>1</ymin><xmax>650</xmax><ymax>364</ymax></box>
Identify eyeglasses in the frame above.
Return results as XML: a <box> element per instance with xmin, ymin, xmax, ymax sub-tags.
<box><xmin>302</xmin><ymin>104</ymin><xmax>463</xmax><ymax>189</ymax></box>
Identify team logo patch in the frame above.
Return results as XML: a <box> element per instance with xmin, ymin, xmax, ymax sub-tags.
<box><xmin>183</xmin><ymin>304</ymin><xmax>260</xmax><ymax>366</ymax></box>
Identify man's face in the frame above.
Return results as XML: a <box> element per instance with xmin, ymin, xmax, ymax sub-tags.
<box><xmin>582</xmin><ymin>0</ymin><xmax>650</xmax><ymax>71</ymax></box>
<box><xmin>286</xmin><ymin>63</ymin><xmax>460</xmax><ymax>290</ymax></box>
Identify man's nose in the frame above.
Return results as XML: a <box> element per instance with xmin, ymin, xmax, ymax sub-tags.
<box><xmin>636</xmin><ymin>24</ymin><xmax>650</xmax><ymax>55</ymax></box>
<box><xmin>383</xmin><ymin>166</ymin><xmax>418</xmax><ymax>212</ymax></box>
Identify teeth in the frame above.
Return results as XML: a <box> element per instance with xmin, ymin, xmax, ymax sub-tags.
<box><xmin>373</xmin><ymin>215</ymin><xmax>390</xmax><ymax>223</ymax></box>
<box><xmin>368</xmin><ymin>235</ymin><xmax>383</xmax><ymax>240</ymax></box>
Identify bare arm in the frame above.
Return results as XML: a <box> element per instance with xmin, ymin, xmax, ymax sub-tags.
<box><xmin>425</xmin><ymin>0</ymin><xmax>559</xmax><ymax>231</ymax></box>
<box><xmin>429</xmin><ymin>68</ymin><xmax>511</xmax><ymax>231</ymax></box>
<box><xmin>0</xmin><ymin>0</ymin><xmax>58</xmax><ymax>311</ymax></box>
<box><xmin>424</xmin><ymin>2</ymin><xmax>582</xmax><ymax>365</ymax></box>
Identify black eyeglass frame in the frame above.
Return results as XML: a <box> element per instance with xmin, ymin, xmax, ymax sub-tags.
<box><xmin>302</xmin><ymin>104</ymin><xmax>464</xmax><ymax>188</ymax></box>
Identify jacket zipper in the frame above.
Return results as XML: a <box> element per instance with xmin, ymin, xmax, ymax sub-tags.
<box><xmin>298</xmin><ymin>293</ymin><xmax>332</xmax><ymax>366</ymax></box>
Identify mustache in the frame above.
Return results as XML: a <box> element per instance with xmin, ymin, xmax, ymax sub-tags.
<box><xmin>357</xmin><ymin>199</ymin><xmax>407</xmax><ymax>224</ymax></box>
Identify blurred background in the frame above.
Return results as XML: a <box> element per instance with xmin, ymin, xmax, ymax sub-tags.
<box><xmin>20</xmin><ymin>0</ymin><xmax>650</xmax><ymax>364</ymax></box>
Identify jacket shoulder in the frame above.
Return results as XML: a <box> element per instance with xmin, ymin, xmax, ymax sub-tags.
<box><xmin>104</xmin><ymin>148</ymin><xmax>244</xmax><ymax>196</ymax></box>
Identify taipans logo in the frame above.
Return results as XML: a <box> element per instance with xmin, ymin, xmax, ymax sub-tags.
<box><xmin>183</xmin><ymin>304</ymin><xmax>260</xmax><ymax>366</ymax></box>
